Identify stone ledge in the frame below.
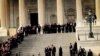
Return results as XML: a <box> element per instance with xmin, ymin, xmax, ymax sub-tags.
<box><xmin>0</xmin><ymin>28</ymin><xmax>8</xmax><ymax>37</ymax></box>
<box><xmin>0</xmin><ymin>37</ymin><xmax>9</xmax><ymax>42</ymax></box>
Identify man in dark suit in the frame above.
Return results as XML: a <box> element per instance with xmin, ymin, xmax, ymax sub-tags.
<box><xmin>74</xmin><ymin>42</ymin><xmax>77</xmax><ymax>53</ymax></box>
<box><xmin>45</xmin><ymin>47</ymin><xmax>48</xmax><ymax>56</ymax></box>
<box><xmin>48</xmin><ymin>46</ymin><xmax>52</xmax><ymax>56</ymax></box>
<box><xmin>59</xmin><ymin>46</ymin><xmax>63</xmax><ymax>56</ymax></box>
<box><xmin>58</xmin><ymin>25</ymin><xmax>61</xmax><ymax>33</ymax></box>
<box><xmin>69</xmin><ymin>43</ymin><xmax>73</xmax><ymax>56</ymax></box>
<box><xmin>52</xmin><ymin>45</ymin><xmax>56</xmax><ymax>56</ymax></box>
<box><xmin>87</xmin><ymin>49</ymin><xmax>93</xmax><ymax>56</ymax></box>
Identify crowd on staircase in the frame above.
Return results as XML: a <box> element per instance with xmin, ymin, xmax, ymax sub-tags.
<box><xmin>69</xmin><ymin>42</ymin><xmax>94</xmax><ymax>56</ymax></box>
<box><xmin>0</xmin><ymin>24</ymin><xmax>98</xmax><ymax>56</ymax></box>
<box><xmin>42</xmin><ymin>22</ymin><xmax>76</xmax><ymax>33</ymax></box>
<box><xmin>24</xmin><ymin>22</ymin><xmax>76</xmax><ymax>34</ymax></box>
<box><xmin>0</xmin><ymin>25</ymin><xmax>35</xmax><ymax>56</ymax></box>
<box><xmin>43</xmin><ymin>42</ymin><xmax>96</xmax><ymax>56</ymax></box>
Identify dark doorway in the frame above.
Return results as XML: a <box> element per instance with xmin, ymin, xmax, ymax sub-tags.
<box><xmin>30</xmin><ymin>13</ymin><xmax>38</xmax><ymax>26</ymax></box>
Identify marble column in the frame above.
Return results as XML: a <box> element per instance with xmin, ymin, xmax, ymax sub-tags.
<box><xmin>38</xmin><ymin>0</ymin><xmax>45</xmax><ymax>34</ymax></box>
<box><xmin>57</xmin><ymin>0</ymin><xmax>64</xmax><ymax>25</ymax></box>
<box><xmin>6</xmin><ymin>0</ymin><xmax>10</xmax><ymax>28</ymax></box>
<box><xmin>0</xmin><ymin>0</ymin><xmax>9</xmax><ymax>37</ymax></box>
<box><xmin>95</xmin><ymin>0</ymin><xmax>100</xmax><ymax>19</ymax></box>
<box><xmin>95</xmin><ymin>0</ymin><xmax>100</xmax><ymax>25</ymax></box>
<box><xmin>19</xmin><ymin>0</ymin><xmax>28</xmax><ymax>27</ymax></box>
<box><xmin>76</xmin><ymin>0</ymin><xmax>83</xmax><ymax>26</ymax></box>
<box><xmin>38</xmin><ymin>0</ymin><xmax>45</xmax><ymax>27</ymax></box>
<box><xmin>0</xmin><ymin>0</ymin><xmax>9</xmax><ymax>28</ymax></box>
<box><xmin>76</xmin><ymin>0</ymin><xmax>84</xmax><ymax>27</ymax></box>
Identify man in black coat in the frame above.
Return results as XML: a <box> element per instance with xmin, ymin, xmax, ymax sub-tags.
<box><xmin>52</xmin><ymin>45</ymin><xmax>56</xmax><ymax>56</ymax></box>
<box><xmin>59</xmin><ymin>46</ymin><xmax>63</xmax><ymax>56</ymax></box>
<box><xmin>45</xmin><ymin>47</ymin><xmax>48</xmax><ymax>56</ymax></box>
<box><xmin>69</xmin><ymin>43</ymin><xmax>73</xmax><ymax>56</ymax></box>
<box><xmin>38</xmin><ymin>25</ymin><xmax>41</xmax><ymax>34</ymax></box>
<box><xmin>87</xmin><ymin>49</ymin><xmax>93</xmax><ymax>56</ymax></box>
<box><xmin>58</xmin><ymin>25</ymin><xmax>61</xmax><ymax>33</ymax></box>
<box><xmin>48</xmin><ymin>46</ymin><xmax>52</xmax><ymax>56</ymax></box>
<box><xmin>74</xmin><ymin>42</ymin><xmax>77</xmax><ymax>53</ymax></box>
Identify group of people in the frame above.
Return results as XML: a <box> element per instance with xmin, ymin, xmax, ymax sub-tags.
<box><xmin>69</xmin><ymin>42</ymin><xmax>77</xmax><ymax>56</ymax></box>
<box><xmin>45</xmin><ymin>45</ymin><xmax>63</xmax><ymax>56</ymax></box>
<box><xmin>69</xmin><ymin>42</ymin><xmax>93</xmax><ymax>56</ymax></box>
<box><xmin>28</xmin><ymin>22</ymin><xmax>76</xmax><ymax>34</ymax></box>
<box><xmin>0</xmin><ymin>30</ymin><xmax>24</xmax><ymax>56</ymax></box>
<box><xmin>19</xmin><ymin>25</ymin><xmax>41</xmax><ymax>35</ymax></box>
<box><xmin>0</xmin><ymin>40</ymin><xmax>11</xmax><ymax>56</ymax></box>
<box><xmin>0</xmin><ymin>25</ymin><xmax>34</xmax><ymax>56</ymax></box>
<box><xmin>18</xmin><ymin>22</ymin><xmax>76</xmax><ymax>35</ymax></box>
<box><xmin>43</xmin><ymin>22</ymin><xmax>76</xmax><ymax>34</ymax></box>
<box><xmin>78</xmin><ymin>47</ymin><xmax>93</xmax><ymax>56</ymax></box>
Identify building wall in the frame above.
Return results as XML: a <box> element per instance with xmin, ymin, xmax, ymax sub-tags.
<box><xmin>45</xmin><ymin>0</ymin><xmax>57</xmax><ymax>24</ymax></box>
<box><xmin>9</xmin><ymin>0</ymin><xmax>95</xmax><ymax>27</ymax></box>
<box><xmin>64</xmin><ymin>0</ymin><xmax>76</xmax><ymax>23</ymax></box>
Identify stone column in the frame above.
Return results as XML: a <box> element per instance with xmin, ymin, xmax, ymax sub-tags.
<box><xmin>38</xmin><ymin>0</ymin><xmax>45</xmax><ymax>27</ymax></box>
<box><xmin>95</xmin><ymin>0</ymin><xmax>100</xmax><ymax>25</ymax></box>
<box><xmin>6</xmin><ymin>0</ymin><xmax>10</xmax><ymax>28</ymax></box>
<box><xmin>96</xmin><ymin>0</ymin><xmax>100</xmax><ymax>19</ymax></box>
<box><xmin>38</xmin><ymin>0</ymin><xmax>45</xmax><ymax>34</ymax></box>
<box><xmin>76</xmin><ymin>0</ymin><xmax>83</xmax><ymax>26</ymax></box>
<box><xmin>19</xmin><ymin>0</ymin><xmax>28</xmax><ymax>27</ymax></box>
<box><xmin>0</xmin><ymin>0</ymin><xmax>8</xmax><ymax>28</ymax></box>
<box><xmin>76</xmin><ymin>0</ymin><xmax>83</xmax><ymax>20</ymax></box>
<box><xmin>0</xmin><ymin>0</ymin><xmax>9</xmax><ymax>37</ymax></box>
<box><xmin>57</xmin><ymin>0</ymin><xmax>64</xmax><ymax>25</ymax></box>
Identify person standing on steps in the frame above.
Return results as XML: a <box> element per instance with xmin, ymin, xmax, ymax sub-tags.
<box><xmin>51</xmin><ymin>45</ymin><xmax>56</xmax><ymax>56</ymax></box>
<box><xmin>69</xmin><ymin>43</ymin><xmax>73</xmax><ymax>56</ymax></box>
<box><xmin>59</xmin><ymin>46</ymin><xmax>63</xmax><ymax>56</ymax></box>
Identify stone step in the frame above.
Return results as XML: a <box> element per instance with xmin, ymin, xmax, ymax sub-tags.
<box><xmin>11</xmin><ymin>33</ymin><xmax>76</xmax><ymax>56</ymax></box>
<box><xmin>78</xmin><ymin>40</ymin><xmax>100</xmax><ymax>46</ymax></box>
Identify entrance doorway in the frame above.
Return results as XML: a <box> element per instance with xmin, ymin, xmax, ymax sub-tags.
<box><xmin>30</xmin><ymin>13</ymin><xmax>38</xmax><ymax>26</ymax></box>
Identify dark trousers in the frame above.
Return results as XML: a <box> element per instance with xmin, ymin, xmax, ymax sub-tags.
<box><xmin>52</xmin><ymin>53</ymin><xmax>55</xmax><ymax>56</ymax></box>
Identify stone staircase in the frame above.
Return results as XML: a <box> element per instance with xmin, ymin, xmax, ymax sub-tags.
<box><xmin>11</xmin><ymin>33</ymin><xmax>76</xmax><ymax>56</ymax></box>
